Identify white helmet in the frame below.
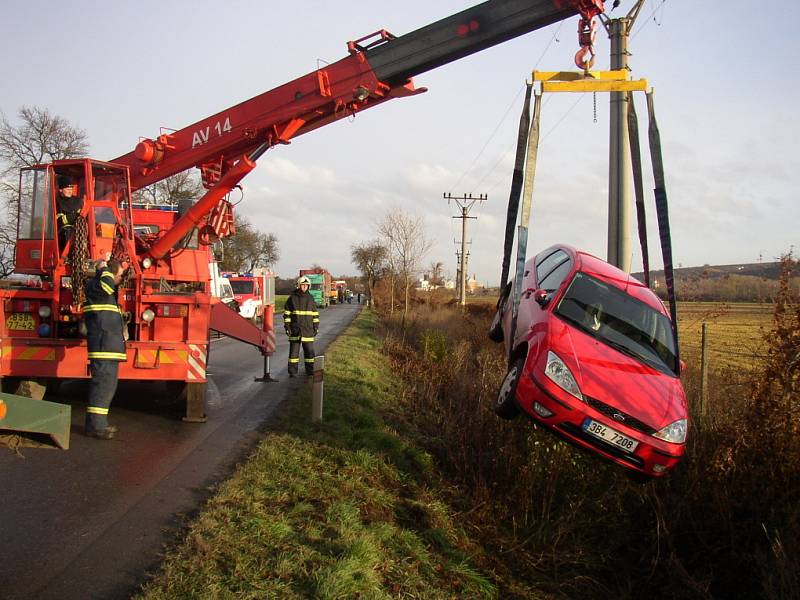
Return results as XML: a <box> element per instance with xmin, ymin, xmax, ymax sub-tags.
<box><xmin>296</xmin><ymin>275</ymin><xmax>311</xmax><ymax>287</ymax></box>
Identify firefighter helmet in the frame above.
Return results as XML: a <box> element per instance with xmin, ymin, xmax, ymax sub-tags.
<box><xmin>296</xmin><ymin>275</ymin><xmax>311</xmax><ymax>287</ymax></box>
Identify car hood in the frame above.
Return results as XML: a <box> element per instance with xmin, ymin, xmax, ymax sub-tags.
<box><xmin>548</xmin><ymin>320</ymin><xmax>687</xmax><ymax>429</ymax></box>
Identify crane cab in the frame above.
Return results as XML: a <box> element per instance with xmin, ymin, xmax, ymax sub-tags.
<box><xmin>16</xmin><ymin>159</ymin><xmax>134</xmax><ymax>275</ymax></box>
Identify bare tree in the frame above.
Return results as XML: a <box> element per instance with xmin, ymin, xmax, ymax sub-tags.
<box><xmin>428</xmin><ymin>261</ymin><xmax>445</xmax><ymax>287</ymax></box>
<box><xmin>0</xmin><ymin>106</ymin><xmax>89</xmax><ymax>276</ymax></box>
<box><xmin>132</xmin><ymin>170</ymin><xmax>204</xmax><ymax>207</ymax></box>
<box><xmin>351</xmin><ymin>239</ymin><xmax>388</xmax><ymax>309</ymax></box>
<box><xmin>219</xmin><ymin>214</ymin><xmax>279</xmax><ymax>273</ymax></box>
<box><xmin>378</xmin><ymin>207</ymin><xmax>432</xmax><ymax>325</ymax></box>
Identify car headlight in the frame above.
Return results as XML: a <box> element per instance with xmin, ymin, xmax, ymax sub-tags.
<box><xmin>142</xmin><ymin>308</ymin><xmax>155</xmax><ymax>322</ymax></box>
<box><xmin>653</xmin><ymin>419</ymin><xmax>687</xmax><ymax>444</ymax></box>
<box><xmin>38</xmin><ymin>305</ymin><xmax>52</xmax><ymax>318</ymax></box>
<box><xmin>544</xmin><ymin>351</ymin><xmax>582</xmax><ymax>400</ymax></box>
<box><xmin>142</xmin><ymin>257</ymin><xmax>153</xmax><ymax>269</ymax></box>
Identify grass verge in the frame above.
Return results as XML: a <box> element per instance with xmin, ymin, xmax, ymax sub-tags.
<box><xmin>136</xmin><ymin>310</ymin><xmax>503</xmax><ymax>600</ymax></box>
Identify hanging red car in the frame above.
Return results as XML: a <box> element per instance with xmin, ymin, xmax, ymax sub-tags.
<box><xmin>489</xmin><ymin>244</ymin><xmax>688</xmax><ymax>479</ymax></box>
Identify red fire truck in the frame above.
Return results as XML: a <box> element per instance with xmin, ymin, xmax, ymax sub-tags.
<box><xmin>0</xmin><ymin>0</ymin><xmax>606</xmax><ymax>434</ymax></box>
<box><xmin>225</xmin><ymin>271</ymin><xmax>274</xmax><ymax>322</ymax></box>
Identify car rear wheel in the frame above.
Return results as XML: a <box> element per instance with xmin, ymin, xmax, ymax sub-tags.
<box><xmin>495</xmin><ymin>357</ymin><xmax>523</xmax><ymax>419</ymax></box>
<box><xmin>488</xmin><ymin>284</ymin><xmax>511</xmax><ymax>343</ymax></box>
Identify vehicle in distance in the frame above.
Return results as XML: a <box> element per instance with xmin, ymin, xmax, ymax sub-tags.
<box><xmin>489</xmin><ymin>244</ymin><xmax>688</xmax><ymax>479</ymax></box>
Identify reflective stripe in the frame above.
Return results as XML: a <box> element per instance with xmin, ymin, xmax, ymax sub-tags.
<box><xmin>292</xmin><ymin>310</ymin><xmax>317</xmax><ymax>316</ymax></box>
<box><xmin>83</xmin><ymin>304</ymin><xmax>121</xmax><ymax>313</ymax></box>
<box><xmin>304</xmin><ymin>358</ymin><xmax>315</xmax><ymax>363</ymax></box>
<box><xmin>89</xmin><ymin>351</ymin><xmax>127</xmax><ymax>360</ymax></box>
<box><xmin>287</xmin><ymin>336</ymin><xmax>300</xmax><ymax>341</ymax></box>
<box><xmin>300</xmin><ymin>336</ymin><xmax>315</xmax><ymax>342</ymax></box>
<box><xmin>289</xmin><ymin>358</ymin><xmax>300</xmax><ymax>363</ymax></box>
<box><xmin>101</xmin><ymin>272</ymin><xmax>116</xmax><ymax>281</ymax></box>
<box><xmin>284</xmin><ymin>318</ymin><xmax>292</xmax><ymax>323</ymax></box>
<box><xmin>312</xmin><ymin>318</ymin><xmax>320</xmax><ymax>323</ymax></box>
<box><xmin>283</xmin><ymin>310</ymin><xmax>292</xmax><ymax>315</ymax></box>
<box><xmin>87</xmin><ymin>406</ymin><xmax>109</xmax><ymax>415</ymax></box>
<box><xmin>100</xmin><ymin>281</ymin><xmax>115</xmax><ymax>295</ymax></box>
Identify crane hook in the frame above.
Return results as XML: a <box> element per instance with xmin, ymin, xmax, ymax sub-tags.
<box><xmin>575</xmin><ymin>15</ymin><xmax>597</xmax><ymax>71</ymax></box>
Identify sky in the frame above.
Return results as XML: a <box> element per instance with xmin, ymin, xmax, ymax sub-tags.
<box><xmin>2</xmin><ymin>1</ymin><xmax>797</xmax><ymax>285</ymax></box>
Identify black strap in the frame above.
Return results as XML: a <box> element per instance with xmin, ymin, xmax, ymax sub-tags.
<box><xmin>626</xmin><ymin>92</ymin><xmax>650</xmax><ymax>288</ymax></box>
<box><xmin>646</xmin><ymin>91</ymin><xmax>679</xmax><ymax>361</ymax></box>
<box><xmin>499</xmin><ymin>83</ymin><xmax>533</xmax><ymax>289</ymax></box>
<box><xmin>509</xmin><ymin>92</ymin><xmax>542</xmax><ymax>363</ymax></box>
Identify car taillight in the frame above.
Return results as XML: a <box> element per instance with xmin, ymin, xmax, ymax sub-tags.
<box><xmin>155</xmin><ymin>304</ymin><xmax>188</xmax><ymax>318</ymax></box>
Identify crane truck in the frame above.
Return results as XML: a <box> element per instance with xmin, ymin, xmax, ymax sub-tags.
<box><xmin>0</xmin><ymin>0</ymin><xmax>606</xmax><ymax>442</ymax></box>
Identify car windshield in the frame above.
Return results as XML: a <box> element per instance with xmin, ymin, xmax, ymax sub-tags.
<box><xmin>554</xmin><ymin>271</ymin><xmax>678</xmax><ymax>375</ymax></box>
<box><xmin>230</xmin><ymin>280</ymin><xmax>253</xmax><ymax>294</ymax></box>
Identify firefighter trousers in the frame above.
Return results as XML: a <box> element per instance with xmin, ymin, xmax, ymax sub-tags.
<box><xmin>86</xmin><ymin>360</ymin><xmax>120</xmax><ymax>430</ymax></box>
<box><xmin>288</xmin><ymin>339</ymin><xmax>315</xmax><ymax>375</ymax></box>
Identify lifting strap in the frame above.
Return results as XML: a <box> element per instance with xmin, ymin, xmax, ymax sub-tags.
<box><xmin>509</xmin><ymin>92</ymin><xmax>542</xmax><ymax>363</ymax></box>
<box><xmin>499</xmin><ymin>83</ymin><xmax>533</xmax><ymax>290</ymax></box>
<box><xmin>646</xmin><ymin>91</ymin><xmax>680</xmax><ymax>361</ymax></box>
<box><xmin>626</xmin><ymin>91</ymin><xmax>650</xmax><ymax>288</ymax></box>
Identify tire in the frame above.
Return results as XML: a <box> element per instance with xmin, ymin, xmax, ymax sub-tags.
<box><xmin>488</xmin><ymin>305</ymin><xmax>504</xmax><ymax>343</ymax></box>
<box><xmin>495</xmin><ymin>358</ymin><xmax>523</xmax><ymax>420</ymax></box>
<box><xmin>488</xmin><ymin>284</ymin><xmax>511</xmax><ymax>343</ymax></box>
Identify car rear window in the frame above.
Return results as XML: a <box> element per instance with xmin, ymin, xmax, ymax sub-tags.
<box><xmin>554</xmin><ymin>272</ymin><xmax>678</xmax><ymax>375</ymax></box>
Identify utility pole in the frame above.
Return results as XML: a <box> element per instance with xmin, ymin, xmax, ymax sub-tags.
<box><xmin>601</xmin><ymin>0</ymin><xmax>644</xmax><ymax>272</ymax></box>
<box><xmin>455</xmin><ymin>246</ymin><xmax>470</xmax><ymax>299</ymax></box>
<box><xmin>444</xmin><ymin>193</ymin><xmax>485</xmax><ymax>306</ymax></box>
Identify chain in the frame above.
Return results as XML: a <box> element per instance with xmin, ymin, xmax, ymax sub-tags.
<box><xmin>593</xmin><ymin>92</ymin><xmax>597</xmax><ymax>123</ymax></box>
<box><xmin>112</xmin><ymin>226</ymin><xmax>134</xmax><ymax>289</ymax></box>
<box><xmin>67</xmin><ymin>215</ymin><xmax>89</xmax><ymax>306</ymax></box>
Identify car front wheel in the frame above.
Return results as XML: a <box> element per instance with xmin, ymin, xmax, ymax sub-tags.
<box><xmin>495</xmin><ymin>357</ymin><xmax>523</xmax><ymax>419</ymax></box>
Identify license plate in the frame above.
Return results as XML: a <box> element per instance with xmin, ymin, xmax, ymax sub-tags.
<box><xmin>582</xmin><ymin>418</ymin><xmax>639</xmax><ymax>453</ymax></box>
<box><xmin>7</xmin><ymin>313</ymin><xmax>35</xmax><ymax>331</ymax></box>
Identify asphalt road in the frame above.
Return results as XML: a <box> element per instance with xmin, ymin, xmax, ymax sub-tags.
<box><xmin>0</xmin><ymin>301</ymin><xmax>362</xmax><ymax>600</ymax></box>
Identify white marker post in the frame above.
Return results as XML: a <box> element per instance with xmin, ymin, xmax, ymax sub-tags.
<box><xmin>311</xmin><ymin>355</ymin><xmax>324</xmax><ymax>422</ymax></box>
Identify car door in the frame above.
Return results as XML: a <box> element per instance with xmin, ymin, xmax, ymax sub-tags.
<box><xmin>528</xmin><ymin>248</ymin><xmax>573</xmax><ymax>361</ymax></box>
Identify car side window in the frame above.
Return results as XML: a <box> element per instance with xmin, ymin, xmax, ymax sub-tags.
<box><xmin>536</xmin><ymin>250</ymin><xmax>569</xmax><ymax>285</ymax></box>
<box><xmin>539</xmin><ymin>259</ymin><xmax>572</xmax><ymax>292</ymax></box>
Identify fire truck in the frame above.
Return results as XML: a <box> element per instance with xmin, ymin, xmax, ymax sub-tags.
<box><xmin>225</xmin><ymin>271</ymin><xmax>274</xmax><ymax>322</ymax></box>
<box><xmin>0</xmin><ymin>0</ymin><xmax>607</xmax><ymax>440</ymax></box>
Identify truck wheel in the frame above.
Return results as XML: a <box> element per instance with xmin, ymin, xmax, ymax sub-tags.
<box><xmin>495</xmin><ymin>358</ymin><xmax>523</xmax><ymax>420</ymax></box>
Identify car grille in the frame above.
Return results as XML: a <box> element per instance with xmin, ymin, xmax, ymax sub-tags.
<box><xmin>583</xmin><ymin>395</ymin><xmax>656</xmax><ymax>435</ymax></box>
<box><xmin>559</xmin><ymin>423</ymin><xmax>645</xmax><ymax>469</ymax></box>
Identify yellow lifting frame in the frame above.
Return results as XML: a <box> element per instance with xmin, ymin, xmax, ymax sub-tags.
<box><xmin>532</xmin><ymin>69</ymin><xmax>647</xmax><ymax>93</ymax></box>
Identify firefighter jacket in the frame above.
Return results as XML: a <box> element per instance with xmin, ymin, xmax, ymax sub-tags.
<box><xmin>283</xmin><ymin>290</ymin><xmax>319</xmax><ymax>342</ymax></box>
<box><xmin>56</xmin><ymin>193</ymin><xmax>82</xmax><ymax>229</ymax></box>
<box><xmin>83</xmin><ymin>267</ymin><xmax>127</xmax><ymax>361</ymax></box>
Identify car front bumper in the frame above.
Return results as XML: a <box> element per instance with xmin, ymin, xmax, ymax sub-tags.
<box><xmin>514</xmin><ymin>369</ymin><xmax>685</xmax><ymax>477</ymax></box>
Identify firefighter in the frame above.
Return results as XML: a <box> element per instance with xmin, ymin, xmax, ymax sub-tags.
<box><xmin>55</xmin><ymin>174</ymin><xmax>83</xmax><ymax>250</ymax></box>
<box><xmin>283</xmin><ymin>275</ymin><xmax>319</xmax><ymax>377</ymax></box>
<box><xmin>83</xmin><ymin>255</ymin><xmax>128</xmax><ymax>439</ymax></box>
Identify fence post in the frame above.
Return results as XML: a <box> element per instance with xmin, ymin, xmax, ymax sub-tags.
<box><xmin>312</xmin><ymin>355</ymin><xmax>325</xmax><ymax>422</ymax></box>
<box><xmin>700</xmin><ymin>322</ymin><xmax>709</xmax><ymax>416</ymax></box>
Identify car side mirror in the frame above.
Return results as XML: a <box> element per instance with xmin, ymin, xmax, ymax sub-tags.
<box><xmin>534</xmin><ymin>289</ymin><xmax>550</xmax><ymax>308</ymax></box>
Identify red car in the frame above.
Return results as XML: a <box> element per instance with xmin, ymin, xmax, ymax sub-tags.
<box><xmin>489</xmin><ymin>244</ymin><xmax>687</xmax><ymax>479</ymax></box>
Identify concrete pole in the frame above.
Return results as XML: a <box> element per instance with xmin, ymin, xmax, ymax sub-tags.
<box><xmin>607</xmin><ymin>17</ymin><xmax>633</xmax><ymax>272</ymax></box>
<box><xmin>460</xmin><ymin>206</ymin><xmax>468</xmax><ymax>306</ymax></box>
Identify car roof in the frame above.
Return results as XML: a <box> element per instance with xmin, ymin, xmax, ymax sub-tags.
<box><xmin>540</xmin><ymin>244</ymin><xmax>668</xmax><ymax>317</ymax></box>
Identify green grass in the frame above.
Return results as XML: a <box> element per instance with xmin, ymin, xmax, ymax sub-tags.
<box><xmin>136</xmin><ymin>311</ymin><xmax>499</xmax><ymax>600</ymax></box>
